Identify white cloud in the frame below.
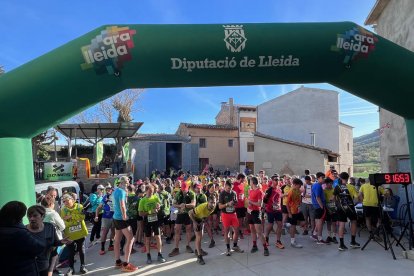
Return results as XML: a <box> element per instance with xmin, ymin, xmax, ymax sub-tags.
<box><xmin>258</xmin><ymin>85</ymin><xmax>268</xmax><ymax>101</ymax></box>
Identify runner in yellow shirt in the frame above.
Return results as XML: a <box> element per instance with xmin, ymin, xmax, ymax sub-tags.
<box><xmin>188</xmin><ymin>194</ymin><xmax>217</xmax><ymax>265</ymax></box>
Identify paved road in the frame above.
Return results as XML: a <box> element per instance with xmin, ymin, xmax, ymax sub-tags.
<box><xmin>66</xmin><ymin>226</ymin><xmax>413</xmax><ymax>276</ymax></box>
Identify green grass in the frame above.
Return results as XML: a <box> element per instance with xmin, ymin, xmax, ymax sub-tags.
<box><xmin>353</xmin><ymin>162</ymin><xmax>380</xmax><ymax>179</ymax></box>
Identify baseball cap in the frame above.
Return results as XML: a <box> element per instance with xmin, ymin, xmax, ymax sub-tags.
<box><xmin>181</xmin><ymin>182</ymin><xmax>189</xmax><ymax>191</ymax></box>
<box><xmin>97</xmin><ymin>185</ymin><xmax>105</xmax><ymax>190</ymax></box>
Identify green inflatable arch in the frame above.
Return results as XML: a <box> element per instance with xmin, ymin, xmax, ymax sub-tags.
<box><xmin>1</xmin><ymin>22</ymin><xmax>414</xmax><ymax>207</ymax></box>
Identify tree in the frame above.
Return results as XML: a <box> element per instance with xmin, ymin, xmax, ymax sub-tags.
<box><xmin>72</xmin><ymin>89</ymin><xmax>144</xmax><ymax>124</ymax></box>
<box><xmin>68</xmin><ymin>89</ymin><xmax>144</xmax><ymax>152</ymax></box>
<box><xmin>32</xmin><ymin>130</ymin><xmax>58</xmax><ymax>161</ymax></box>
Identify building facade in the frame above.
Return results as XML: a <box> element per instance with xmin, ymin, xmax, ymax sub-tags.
<box><xmin>129</xmin><ymin>134</ymin><xmax>198</xmax><ymax>179</ymax></box>
<box><xmin>176</xmin><ymin>123</ymin><xmax>239</xmax><ymax>173</ymax></box>
<box><xmin>254</xmin><ymin>132</ymin><xmax>339</xmax><ymax>177</ymax></box>
<box><xmin>216</xmin><ymin>98</ymin><xmax>256</xmax><ymax>173</ymax></box>
<box><xmin>365</xmin><ymin>0</ymin><xmax>414</xmax><ymax>174</ymax></box>
<box><xmin>257</xmin><ymin>86</ymin><xmax>353</xmax><ymax>174</ymax></box>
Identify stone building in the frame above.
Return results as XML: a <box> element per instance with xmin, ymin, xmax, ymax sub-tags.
<box><xmin>176</xmin><ymin>123</ymin><xmax>239</xmax><ymax>173</ymax></box>
<box><xmin>365</xmin><ymin>0</ymin><xmax>414</xmax><ymax>173</ymax></box>
<box><xmin>215</xmin><ymin>98</ymin><xmax>257</xmax><ymax>172</ymax></box>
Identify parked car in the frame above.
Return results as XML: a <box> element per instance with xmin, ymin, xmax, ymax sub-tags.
<box><xmin>35</xmin><ymin>180</ymin><xmax>83</xmax><ymax>202</ymax></box>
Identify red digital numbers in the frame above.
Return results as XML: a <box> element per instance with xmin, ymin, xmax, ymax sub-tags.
<box><xmin>384</xmin><ymin>173</ymin><xmax>410</xmax><ymax>184</ymax></box>
<box><xmin>372</xmin><ymin>173</ymin><xmax>411</xmax><ymax>185</ymax></box>
<box><xmin>385</xmin><ymin>174</ymin><xmax>391</xmax><ymax>183</ymax></box>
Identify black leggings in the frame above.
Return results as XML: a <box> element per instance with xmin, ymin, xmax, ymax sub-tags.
<box><xmin>67</xmin><ymin>238</ymin><xmax>85</xmax><ymax>269</ymax></box>
<box><xmin>90</xmin><ymin>213</ymin><xmax>102</xmax><ymax>241</ymax></box>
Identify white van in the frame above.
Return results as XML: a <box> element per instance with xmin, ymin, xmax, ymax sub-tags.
<box><xmin>35</xmin><ymin>180</ymin><xmax>80</xmax><ymax>201</ymax></box>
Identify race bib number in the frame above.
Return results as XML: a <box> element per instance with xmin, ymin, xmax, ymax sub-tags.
<box><xmin>69</xmin><ymin>223</ymin><xmax>82</xmax><ymax>233</ymax></box>
<box><xmin>148</xmin><ymin>214</ymin><xmax>158</xmax><ymax>223</ymax></box>
<box><xmin>238</xmin><ymin>194</ymin><xmax>244</xmax><ymax>201</ymax></box>
<box><xmin>327</xmin><ymin>202</ymin><xmax>336</xmax><ymax>211</ymax></box>
<box><xmin>273</xmin><ymin>203</ymin><xmax>280</xmax><ymax>211</ymax></box>
<box><xmin>226</xmin><ymin>206</ymin><xmax>235</xmax><ymax>213</ymax></box>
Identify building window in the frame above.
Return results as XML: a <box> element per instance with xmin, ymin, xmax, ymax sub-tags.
<box><xmin>347</xmin><ymin>143</ymin><xmax>350</xmax><ymax>151</ymax></box>
<box><xmin>199</xmin><ymin>138</ymin><xmax>206</xmax><ymax>148</ymax></box>
<box><xmin>247</xmin><ymin>142</ymin><xmax>254</xmax><ymax>152</ymax></box>
<box><xmin>240</xmin><ymin>117</ymin><xmax>256</xmax><ymax>132</ymax></box>
<box><xmin>228</xmin><ymin>139</ymin><xmax>234</xmax><ymax>147</ymax></box>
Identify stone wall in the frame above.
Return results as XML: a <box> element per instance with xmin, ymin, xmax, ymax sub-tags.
<box><xmin>369</xmin><ymin>0</ymin><xmax>414</xmax><ymax>172</ymax></box>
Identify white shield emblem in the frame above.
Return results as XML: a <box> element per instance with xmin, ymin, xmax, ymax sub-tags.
<box><xmin>223</xmin><ymin>25</ymin><xmax>247</xmax><ymax>52</ymax></box>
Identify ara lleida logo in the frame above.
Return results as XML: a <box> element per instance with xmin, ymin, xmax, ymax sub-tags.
<box><xmin>81</xmin><ymin>26</ymin><xmax>136</xmax><ymax>76</ymax></box>
<box><xmin>331</xmin><ymin>27</ymin><xmax>378</xmax><ymax>65</ymax></box>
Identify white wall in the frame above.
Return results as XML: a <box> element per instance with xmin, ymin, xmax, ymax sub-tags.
<box><xmin>254</xmin><ymin>135</ymin><xmax>327</xmax><ymax>176</ymax></box>
<box><xmin>257</xmin><ymin>86</ymin><xmax>339</xmax><ymax>152</ymax></box>
<box><xmin>338</xmin><ymin>123</ymin><xmax>353</xmax><ymax>175</ymax></box>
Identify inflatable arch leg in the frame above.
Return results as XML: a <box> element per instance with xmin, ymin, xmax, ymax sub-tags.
<box><xmin>0</xmin><ymin>138</ymin><xmax>36</xmax><ymax>208</ymax></box>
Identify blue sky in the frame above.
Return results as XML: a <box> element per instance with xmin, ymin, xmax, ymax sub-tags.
<box><xmin>1</xmin><ymin>0</ymin><xmax>378</xmax><ymax>138</ymax></box>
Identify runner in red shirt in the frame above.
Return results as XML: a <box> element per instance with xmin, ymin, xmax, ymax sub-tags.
<box><xmin>247</xmin><ymin>176</ymin><xmax>269</xmax><ymax>256</ymax></box>
<box><xmin>232</xmin><ymin>174</ymin><xmax>247</xmax><ymax>239</ymax></box>
<box><xmin>263</xmin><ymin>174</ymin><xmax>284</xmax><ymax>249</ymax></box>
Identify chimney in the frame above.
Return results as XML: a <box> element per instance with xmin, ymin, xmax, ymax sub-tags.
<box><xmin>310</xmin><ymin>132</ymin><xmax>316</xmax><ymax>146</ymax></box>
<box><xmin>229</xmin><ymin>98</ymin><xmax>234</xmax><ymax>126</ymax></box>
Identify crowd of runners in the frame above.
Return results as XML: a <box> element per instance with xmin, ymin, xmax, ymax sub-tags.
<box><xmin>1</xmin><ymin>166</ymin><xmax>390</xmax><ymax>276</ymax></box>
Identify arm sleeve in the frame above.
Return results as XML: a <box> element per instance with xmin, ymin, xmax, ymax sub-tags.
<box><xmin>54</xmin><ymin>212</ymin><xmax>66</xmax><ymax>232</ymax></box>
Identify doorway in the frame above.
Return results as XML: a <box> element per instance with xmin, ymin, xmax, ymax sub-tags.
<box><xmin>166</xmin><ymin>143</ymin><xmax>182</xmax><ymax>171</ymax></box>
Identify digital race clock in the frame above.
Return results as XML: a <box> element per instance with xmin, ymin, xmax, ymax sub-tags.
<box><xmin>369</xmin><ymin>173</ymin><xmax>412</xmax><ymax>185</ymax></box>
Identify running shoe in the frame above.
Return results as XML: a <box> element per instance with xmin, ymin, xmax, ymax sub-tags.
<box><xmin>115</xmin><ymin>260</ymin><xmax>123</xmax><ymax>269</ymax></box>
<box><xmin>197</xmin><ymin>256</ymin><xmax>205</xmax><ymax>265</ymax></box>
<box><xmin>350</xmin><ymin>241</ymin><xmax>361</xmax><ymax>249</ymax></box>
<box><xmin>158</xmin><ymin>254</ymin><xmax>166</xmax><ymax>263</ymax></box>
<box><xmin>108</xmin><ymin>245</ymin><xmax>114</xmax><ymax>251</ymax></box>
<box><xmin>65</xmin><ymin>268</ymin><xmax>74</xmax><ymax>276</ymax></box>
<box><xmin>209</xmin><ymin>240</ymin><xmax>216</xmax><ymax>248</ymax></box>
<box><xmin>326</xmin><ymin>237</ymin><xmax>333</xmax><ymax>243</ymax></box>
<box><xmin>275</xmin><ymin>241</ymin><xmax>285</xmax><ymax>249</ymax></box>
<box><xmin>263</xmin><ymin>248</ymin><xmax>270</xmax><ymax>256</ymax></box>
<box><xmin>186</xmin><ymin>245</ymin><xmax>194</xmax><ymax>253</ymax></box>
<box><xmin>79</xmin><ymin>265</ymin><xmax>88</xmax><ymax>274</ymax></box>
<box><xmin>303</xmin><ymin>230</ymin><xmax>309</xmax><ymax>235</ymax></box>
<box><xmin>332</xmin><ymin>237</ymin><xmax>339</xmax><ymax>244</ymax></box>
<box><xmin>310</xmin><ymin>234</ymin><xmax>318</xmax><ymax>241</ymax></box>
<box><xmin>290</xmin><ymin>242</ymin><xmax>303</xmax><ymax>248</ymax></box>
<box><xmin>232</xmin><ymin>246</ymin><xmax>244</xmax><ymax>253</ymax></box>
<box><xmin>316</xmin><ymin>239</ymin><xmax>330</xmax><ymax>245</ymax></box>
<box><xmin>250</xmin><ymin>246</ymin><xmax>258</xmax><ymax>253</ymax></box>
<box><xmin>147</xmin><ymin>255</ymin><xmax>152</xmax><ymax>264</ymax></box>
<box><xmin>121</xmin><ymin>263</ymin><xmax>138</xmax><ymax>272</ymax></box>
<box><xmin>195</xmin><ymin>249</ymin><xmax>208</xmax><ymax>256</ymax></box>
<box><xmin>226</xmin><ymin>248</ymin><xmax>232</xmax><ymax>256</ymax></box>
<box><xmin>168</xmin><ymin>248</ymin><xmax>180</xmax><ymax>257</ymax></box>
<box><xmin>99</xmin><ymin>250</ymin><xmax>105</xmax><ymax>255</ymax></box>
<box><xmin>338</xmin><ymin>244</ymin><xmax>348</xmax><ymax>251</ymax></box>
<box><xmin>87</xmin><ymin>240</ymin><xmax>97</xmax><ymax>248</ymax></box>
